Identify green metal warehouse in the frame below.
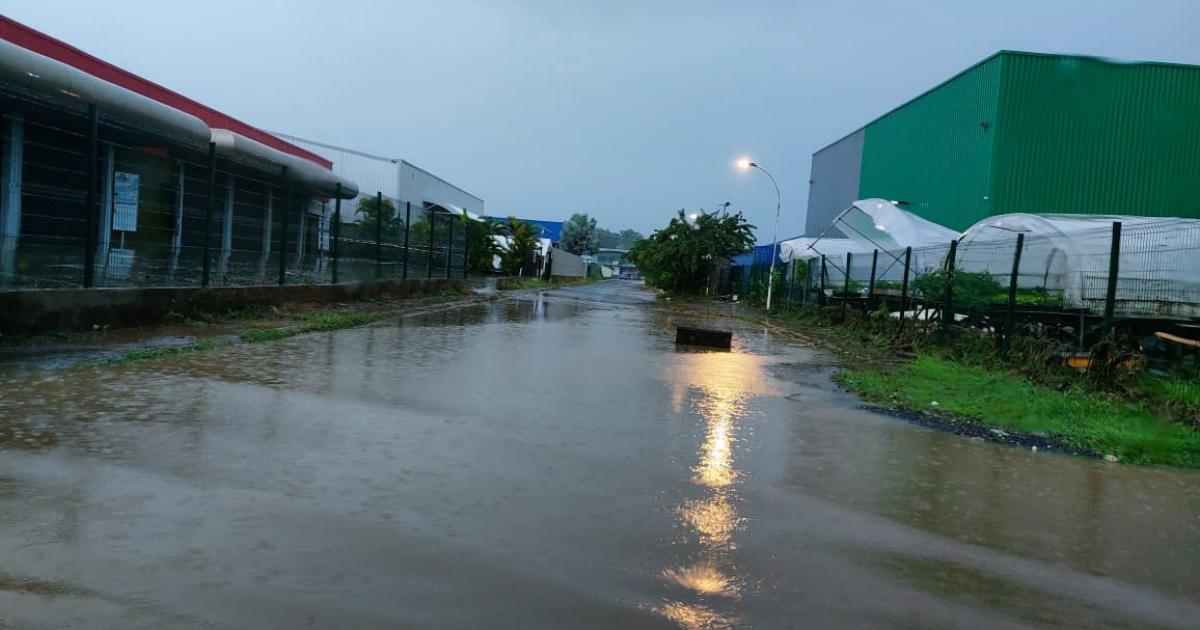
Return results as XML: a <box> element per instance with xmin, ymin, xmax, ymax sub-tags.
<box><xmin>804</xmin><ymin>50</ymin><xmax>1200</xmax><ymax>236</ymax></box>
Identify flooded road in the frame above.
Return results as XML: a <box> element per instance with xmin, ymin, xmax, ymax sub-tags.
<box><xmin>0</xmin><ymin>280</ymin><xmax>1197</xmax><ymax>629</ymax></box>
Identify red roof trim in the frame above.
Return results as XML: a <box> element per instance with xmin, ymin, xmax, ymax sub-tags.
<box><xmin>0</xmin><ymin>16</ymin><xmax>332</xmax><ymax>170</ymax></box>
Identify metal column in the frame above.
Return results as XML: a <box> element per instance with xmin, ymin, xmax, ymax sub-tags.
<box><xmin>201</xmin><ymin>141</ymin><xmax>216</xmax><ymax>287</ymax></box>
<box><xmin>83</xmin><ymin>105</ymin><xmax>99</xmax><ymax>288</ymax></box>
<box><xmin>278</xmin><ymin>167</ymin><xmax>290</xmax><ymax>286</ymax></box>
<box><xmin>331</xmin><ymin>184</ymin><xmax>341</xmax><ymax>284</ymax></box>
<box><xmin>0</xmin><ymin>115</ymin><xmax>23</xmax><ymax>285</ymax></box>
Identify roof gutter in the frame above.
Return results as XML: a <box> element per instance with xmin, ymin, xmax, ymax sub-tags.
<box><xmin>211</xmin><ymin>129</ymin><xmax>359</xmax><ymax>199</ymax></box>
<box><xmin>0</xmin><ymin>37</ymin><xmax>210</xmax><ymax>145</ymax></box>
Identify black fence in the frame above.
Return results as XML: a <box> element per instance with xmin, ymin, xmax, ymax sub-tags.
<box><xmin>0</xmin><ymin>89</ymin><xmax>470</xmax><ymax>292</ymax></box>
<box><xmin>729</xmin><ymin>219</ymin><xmax>1200</xmax><ymax>344</ymax></box>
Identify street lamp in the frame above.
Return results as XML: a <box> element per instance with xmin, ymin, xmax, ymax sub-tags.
<box><xmin>736</xmin><ymin>157</ymin><xmax>782</xmax><ymax>311</ymax></box>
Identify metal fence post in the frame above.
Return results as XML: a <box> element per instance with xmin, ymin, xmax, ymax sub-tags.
<box><xmin>331</xmin><ymin>184</ymin><xmax>341</xmax><ymax>284</ymax></box>
<box><xmin>402</xmin><ymin>202</ymin><xmax>411</xmax><ymax>279</ymax></box>
<box><xmin>445</xmin><ymin>214</ymin><xmax>453</xmax><ymax>279</ymax></box>
<box><xmin>867</xmin><ymin>249</ymin><xmax>879</xmax><ymax>313</ymax></box>
<box><xmin>374</xmin><ymin>191</ymin><xmax>383</xmax><ymax>279</ymax></box>
<box><xmin>1003</xmin><ymin>233</ymin><xmax>1025</xmax><ymax>356</ymax></box>
<box><xmin>842</xmin><ymin>252</ymin><xmax>853</xmax><ymax>317</ymax></box>
<box><xmin>462</xmin><ymin>210</ymin><xmax>470</xmax><ymax>279</ymax></box>
<box><xmin>427</xmin><ymin>213</ymin><xmax>435</xmax><ymax>279</ymax></box>
<box><xmin>83</xmin><ymin>104</ymin><xmax>99</xmax><ymax>288</ymax></box>
<box><xmin>278</xmin><ymin>167</ymin><xmax>290</xmax><ymax>286</ymax></box>
<box><xmin>818</xmin><ymin>255</ymin><xmax>827</xmax><ymax>306</ymax></box>
<box><xmin>201</xmin><ymin>141</ymin><xmax>217</xmax><ymax>287</ymax></box>
<box><xmin>1104</xmin><ymin>221</ymin><xmax>1122</xmax><ymax>327</ymax></box>
<box><xmin>942</xmin><ymin>239</ymin><xmax>958</xmax><ymax>330</ymax></box>
<box><xmin>898</xmin><ymin>246</ymin><xmax>912</xmax><ymax>333</ymax></box>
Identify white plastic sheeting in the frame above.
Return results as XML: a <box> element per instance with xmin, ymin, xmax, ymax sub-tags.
<box><xmin>781</xmin><ymin>199</ymin><xmax>956</xmax><ymax>263</ymax></box>
<box><xmin>833</xmin><ymin>199</ymin><xmax>959</xmax><ymax>252</ymax></box>
<box><xmin>781</xmin><ymin>199</ymin><xmax>959</xmax><ymax>285</ymax></box>
<box><xmin>956</xmin><ymin>213</ymin><xmax>1200</xmax><ymax>317</ymax></box>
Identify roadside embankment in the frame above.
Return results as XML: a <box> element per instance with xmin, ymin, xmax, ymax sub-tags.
<box><xmin>661</xmin><ymin>294</ymin><xmax>1200</xmax><ymax>469</ymax></box>
<box><xmin>0</xmin><ymin>277</ymin><xmax>472</xmax><ymax>337</ymax></box>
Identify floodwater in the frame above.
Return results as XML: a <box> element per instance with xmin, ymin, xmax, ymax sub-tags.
<box><xmin>0</xmin><ymin>280</ymin><xmax>1196</xmax><ymax>629</ymax></box>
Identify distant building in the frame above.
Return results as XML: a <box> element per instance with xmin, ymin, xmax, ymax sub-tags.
<box><xmin>488</xmin><ymin>217</ymin><xmax>563</xmax><ymax>245</ymax></box>
<box><xmin>272</xmin><ymin>134</ymin><xmax>484</xmax><ymax>223</ymax></box>
<box><xmin>805</xmin><ymin>51</ymin><xmax>1200</xmax><ymax>236</ymax></box>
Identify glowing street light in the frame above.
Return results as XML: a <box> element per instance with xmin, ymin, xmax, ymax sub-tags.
<box><xmin>735</xmin><ymin>157</ymin><xmax>782</xmax><ymax>311</ymax></box>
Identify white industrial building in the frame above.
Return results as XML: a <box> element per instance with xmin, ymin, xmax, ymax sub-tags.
<box><xmin>272</xmin><ymin>133</ymin><xmax>484</xmax><ymax>222</ymax></box>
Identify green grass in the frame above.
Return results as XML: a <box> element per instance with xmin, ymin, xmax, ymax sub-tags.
<box><xmin>240</xmin><ymin>327</ymin><xmax>297</xmax><ymax>343</ymax></box>
<box><xmin>508</xmin><ymin>277</ymin><xmax>554</xmax><ymax>289</ymax></box>
<box><xmin>303</xmin><ymin>311</ymin><xmax>383</xmax><ymax>331</ymax></box>
<box><xmin>113</xmin><ymin>340</ymin><xmax>219</xmax><ymax>364</ymax></box>
<box><xmin>1136</xmin><ymin>375</ymin><xmax>1200</xmax><ymax>409</ymax></box>
<box><xmin>840</xmin><ymin>355</ymin><xmax>1200</xmax><ymax>468</ymax></box>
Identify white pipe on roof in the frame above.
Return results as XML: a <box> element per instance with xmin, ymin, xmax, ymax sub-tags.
<box><xmin>210</xmin><ymin>129</ymin><xmax>358</xmax><ymax>199</ymax></box>
<box><xmin>0</xmin><ymin>38</ymin><xmax>210</xmax><ymax>145</ymax></box>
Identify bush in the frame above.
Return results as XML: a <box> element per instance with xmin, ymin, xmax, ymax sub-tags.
<box><xmin>913</xmin><ymin>269</ymin><xmax>1004</xmax><ymax>315</ymax></box>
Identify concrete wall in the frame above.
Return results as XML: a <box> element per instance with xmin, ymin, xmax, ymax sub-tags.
<box><xmin>804</xmin><ymin>127</ymin><xmax>864</xmax><ymax>237</ymax></box>
<box><xmin>0</xmin><ymin>278</ymin><xmax>470</xmax><ymax>337</ymax></box>
<box><xmin>549</xmin><ymin>249</ymin><xmax>585</xmax><ymax>278</ymax></box>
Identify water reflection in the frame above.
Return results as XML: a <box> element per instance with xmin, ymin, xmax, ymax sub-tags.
<box><xmin>657</xmin><ymin>364</ymin><xmax>758</xmax><ymax>628</ymax></box>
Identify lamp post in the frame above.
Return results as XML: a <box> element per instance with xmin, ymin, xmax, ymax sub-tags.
<box><xmin>737</xmin><ymin>158</ymin><xmax>782</xmax><ymax>310</ymax></box>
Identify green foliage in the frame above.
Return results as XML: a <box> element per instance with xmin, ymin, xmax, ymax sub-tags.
<box><xmin>561</xmin><ymin>213</ymin><xmax>598</xmax><ymax>255</ymax></box>
<box><xmin>466</xmin><ymin>218</ymin><xmax>502</xmax><ymax>273</ymax></box>
<box><xmin>241</xmin><ymin>328</ymin><xmax>296</xmax><ymax>343</ymax></box>
<box><xmin>354</xmin><ymin>195</ymin><xmax>401</xmax><ymax>233</ymax></box>
<box><xmin>500</xmin><ymin>217</ymin><xmax>539</xmax><ymax>276</ymax></box>
<box><xmin>1013</xmin><ymin>287</ymin><xmax>1064</xmax><ymax>305</ymax></box>
<box><xmin>304</xmin><ymin>311</ymin><xmax>380</xmax><ymax>332</ymax></box>
<box><xmin>113</xmin><ymin>340</ymin><xmax>218</xmax><ymax>364</ymax></box>
<box><xmin>509</xmin><ymin>277</ymin><xmax>554</xmax><ymax>289</ymax></box>
<box><xmin>841</xmin><ymin>355</ymin><xmax>1200</xmax><ymax>468</ymax></box>
<box><xmin>913</xmin><ymin>269</ymin><xmax>1004</xmax><ymax>315</ymax></box>
<box><xmin>628</xmin><ymin>209</ymin><xmax>756</xmax><ymax>293</ymax></box>
<box><xmin>597</xmin><ymin>227</ymin><xmax>645</xmax><ymax>249</ymax></box>
<box><xmin>834</xmin><ymin>279</ymin><xmax>863</xmax><ymax>297</ymax></box>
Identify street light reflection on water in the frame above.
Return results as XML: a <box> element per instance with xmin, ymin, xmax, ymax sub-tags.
<box><xmin>656</xmin><ymin>349</ymin><xmax>768</xmax><ymax>628</ymax></box>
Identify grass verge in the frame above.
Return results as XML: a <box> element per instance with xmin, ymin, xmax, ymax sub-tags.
<box><xmin>840</xmin><ymin>355</ymin><xmax>1200</xmax><ymax>468</ymax></box>
<box><xmin>114</xmin><ymin>340</ymin><xmax>219</xmax><ymax>364</ymax></box>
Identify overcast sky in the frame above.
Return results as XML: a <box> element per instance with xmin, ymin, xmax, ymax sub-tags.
<box><xmin>6</xmin><ymin>0</ymin><xmax>1199</xmax><ymax>241</ymax></box>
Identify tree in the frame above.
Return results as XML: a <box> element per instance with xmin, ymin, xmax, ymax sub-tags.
<box><xmin>466</xmin><ymin>218</ymin><xmax>502</xmax><ymax>273</ymax></box>
<box><xmin>354</xmin><ymin>195</ymin><xmax>401</xmax><ymax>235</ymax></box>
<box><xmin>500</xmin><ymin>217</ymin><xmax>539</xmax><ymax>276</ymax></box>
<box><xmin>560</xmin><ymin>213</ymin><xmax>598</xmax><ymax>255</ymax></box>
<box><xmin>597</xmin><ymin>226</ymin><xmax>645</xmax><ymax>249</ymax></box>
<box><xmin>628</xmin><ymin>209</ymin><xmax>756</xmax><ymax>293</ymax></box>
<box><xmin>617</xmin><ymin>229</ymin><xmax>644</xmax><ymax>248</ymax></box>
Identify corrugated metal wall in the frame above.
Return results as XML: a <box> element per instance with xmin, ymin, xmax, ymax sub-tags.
<box><xmin>275</xmin><ymin>135</ymin><xmax>401</xmax><ymax>202</ymax></box>
<box><xmin>804</xmin><ymin>128</ymin><xmax>864</xmax><ymax>236</ymax></box>
<box><xmin>991</xmin><ymin>53</ymin><xmax>1200</xmax><ymax>218</ymax></box>
<box><xmin>857</xmin><ymin>55</ymin><xmax>1004</xmax><ymax>231</ymax></box>
<box><xmin>398</xmin><ymin>160</ymin><xmax>485</xmax><ymax>217</ymax></box>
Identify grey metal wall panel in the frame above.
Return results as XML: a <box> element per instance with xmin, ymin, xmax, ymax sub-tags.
<box><xmin>273</xmin><ymin>134</ymin><xmax>400</xmax><ymax>208</ymax></box>
<box><xmin>398</xmin><ymin>160</ymin><xmax>485</xmax><ymax>218</ymax></box>
<box><xmin>804</xmin><ymin>128</ymin><xmax>864</xmax><ymax>236</ymax></box>
<box><xmin>270</xmin><ymin>133</ymin><xmax>485</xmax><ymax>224</ymax></box>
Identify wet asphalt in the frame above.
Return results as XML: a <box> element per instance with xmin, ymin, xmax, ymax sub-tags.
<box><xmin>0</xmin><ymin>280</ymin><xmax>1197</xmax><ymax>629</ymax></box>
